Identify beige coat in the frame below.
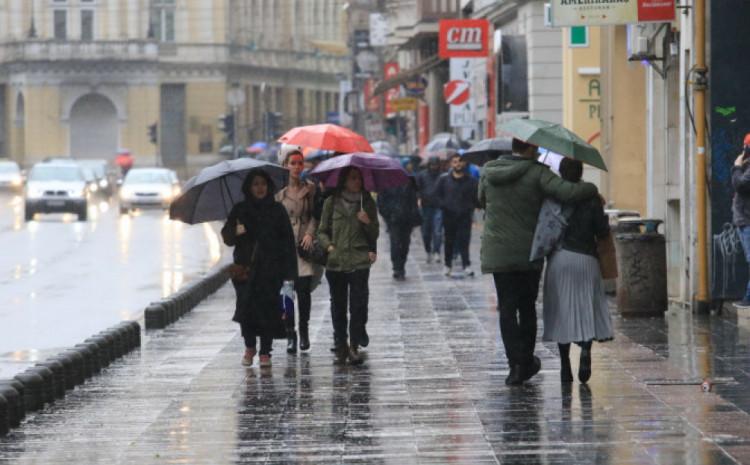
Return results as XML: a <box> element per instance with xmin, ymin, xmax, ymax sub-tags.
<box><xmin>276</xmin><ymin>181</ymin><xmax>318</xmax><ymax>277</ymax></box>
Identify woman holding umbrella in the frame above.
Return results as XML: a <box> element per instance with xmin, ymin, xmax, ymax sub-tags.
<box><xmin>221</xmin><ymin>169</ymin><xmax>298</xmax><ymax>368</ymax></box>
<box><xmin>316</xmin><ymin>166</ymin><xmax>380</xmax><ymax>365</ymax></box>
<box><xmin>275</xmin><ymin>146</ymin><xmax>319</xmax><ymax>353</ymax></box>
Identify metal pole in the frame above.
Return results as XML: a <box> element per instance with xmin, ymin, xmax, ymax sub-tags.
<box><xmin>232</xmin><ymin>105</ymin><xmax>238</xmax><ymax>159</ymax></box>
<box><xmin>694</xmin><ymin>0</ymin><xmax>709</xmax><ymax>308</ymax></box>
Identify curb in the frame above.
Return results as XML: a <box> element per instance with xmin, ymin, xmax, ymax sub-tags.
<box><xmin>145</xmin><ymin>264</ymin><xmax>230</xmax><ymax>330</ymax></box>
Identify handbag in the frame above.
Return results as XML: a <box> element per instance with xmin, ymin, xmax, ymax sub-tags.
<box><xmin>597</xmin><ymin>232</ymin><xmax>618</xmax><ymax>280</ymax></box>
<box><xmin>296</xmin><ymin>190</ymin><xmax>330</xmax><ymax>266</ymax></box>
<box><xmin>228</xmin><ymin>242</ymin><xmax>258</xmax><ymax>282</ymax></box>
<box><xmin>529</xmin><ymin>199</ymin><xmax>574</xmax><ymax>261</ymax></box>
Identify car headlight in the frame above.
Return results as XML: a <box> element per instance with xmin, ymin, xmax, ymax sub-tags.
<box><xmin>160</xmin><ymin>186</ymin><xmax>173</xmax><ymax>200</ymax></box>
<box><xmin>11</xmin><ymin>176</ymin><xmax>22</xmax><ymax>187</ymax></box>
<box><xmin>119</xmin><ymin>187</ymin><xmax>133</xmax><ymax>200</ymax></box>
<box><xmin>26</xmin><ymin>188</ymin><xmax>43</xmax><ymax>199</ymax></box>
<box><xmin>89</xmin><ymin>183</ymin><xmax>98</xmax><ymax>193</ymax></box>
<box><xmin>99</xmin><ymin>179</ymin><xmax>109</xmax><ymax>188</ymax></box>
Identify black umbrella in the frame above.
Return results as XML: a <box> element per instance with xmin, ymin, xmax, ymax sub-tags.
<box><xmin>424</xmin><ymin>132</ymin><xmax>470</xmax><ymax>152</ymax></box>
<box><xmin>462</xmin><ymin>137</ymin><xmax>513</xmax><ymax>166</ymax></box>
<box><xmin>169</xmin><ymin>158</ymin><xmax>288</xmax><ymax>224</ymax></box>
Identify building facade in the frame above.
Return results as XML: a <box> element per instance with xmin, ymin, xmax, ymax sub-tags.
<box><xmin>0</xmin><ymin>0</ymin><xmax>347</xmax><ymax>172</ymax></box>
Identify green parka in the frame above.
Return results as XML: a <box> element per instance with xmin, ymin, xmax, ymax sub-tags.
<box><xmin>479</xmin><ymin>155</ymin><xmax>598</xmax><ymax>273</ymax></box>
<box><xmin>317</xmin><ymin>192</ymin><xmax>380</xmax><ymax>272</ymax></box>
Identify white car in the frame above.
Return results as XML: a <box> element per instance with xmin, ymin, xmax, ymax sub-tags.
<box><xmin>119</xmin><ymin>168</ymin><xmax>180</xmax><ymax>214</ymax></box>
<box><xmin>25</xmin><ymin>162</ymin><xmax>89</xmax><ymax>221</ymax></box>
<box><xmin>0</xmin><ymin>160</ymin><xmax>23</xmax><ymax>192</ymax></box>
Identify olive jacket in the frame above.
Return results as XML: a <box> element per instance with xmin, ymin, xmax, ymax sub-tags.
<box><xmin>317</xmin><ymin>192</ymin><xmax>379</xmax><ymax>272</ymax></box>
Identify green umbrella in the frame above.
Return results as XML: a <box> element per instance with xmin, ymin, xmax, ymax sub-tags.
<box><xmin>500</xmin><ymin>118</ymin><xmax>607</xmax><ymax>171</ymax></box>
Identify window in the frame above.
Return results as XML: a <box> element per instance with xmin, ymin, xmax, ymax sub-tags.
<box><xmin>54</xmin><ymin>10</ymin><xmax>67</xmax><ymax>40</ymax></box>
<box><xmin>151</xmin><ymin>0</ymin><xmax>176</xmax><ymax>42</ymax></box>
<box><xmin>497</xmin><ymin>36</ymin><xmax>528</xmax><ymax>113</ymax></box>
<box><xmin>81</xmin><ymin>10</ymin><xmax>94</xmax><ymax>41</ymax></box>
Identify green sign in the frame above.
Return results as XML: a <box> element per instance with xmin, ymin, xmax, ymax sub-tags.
<box><xmin>570</xmin><ymin>26</ymin><xmax>588</xmax><ymax>47</ymax></box>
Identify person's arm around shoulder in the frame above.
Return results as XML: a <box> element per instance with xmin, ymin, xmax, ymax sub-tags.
<box><xmin>317</xmin><ymin>196</ymin><xmax>335</xmax><ymax>252</ymax></box>
<box><xmin>538</xmin><ymin>164</ymin><xmax>598</xmax><ymax>203</ymax></box>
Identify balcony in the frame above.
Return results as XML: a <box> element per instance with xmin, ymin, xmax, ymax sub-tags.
<box><xmin>0</xmin><ymin>40</ymin><xmax>159</xmax><ymax>64</ymax></box>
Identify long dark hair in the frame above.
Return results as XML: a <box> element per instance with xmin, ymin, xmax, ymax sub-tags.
<box><xmin>241</xmin><ymin>168</ymin><xmax>276</xmax><ymax>202</ymax></box>
<box><xmin>335</xmin><ymin>166</ymin><xmax>364</xmax><ymax>193</ymax></box>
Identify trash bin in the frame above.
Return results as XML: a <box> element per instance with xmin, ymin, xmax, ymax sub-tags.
<box><xmin>614</xmin><ymin>218</ymin><xmax>668</xmax><ymax>316</ymax></box>
<box><xmin>602</xmin><ymin>210</ymin><xmax>642</xmax><ymax>294</ymax></box>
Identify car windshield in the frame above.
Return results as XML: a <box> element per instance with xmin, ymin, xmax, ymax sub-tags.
<box><xmin>125</xmin><ymin>171</ymin><xmax>172</xmax><ymax>184</ymax></box>
<box><xmin>29</xmin><ymin>165</ymin><xmax>82</xmax><ymax>182</ymax></box>
<box><xmin>0</xmin><ymin>163</ymin><xmax>19</xmax><ymax>174</ymax></box>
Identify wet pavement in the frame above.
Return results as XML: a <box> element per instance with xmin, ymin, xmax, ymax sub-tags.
<box><xmin>0</xmin><ymin>193</ymin><xmax>221</xmax><ymax>378</ymax></box>
<box><xmin>3</xmin><ymin>227</ymin><xmax>750</xmax><ymax>463</ymax></box>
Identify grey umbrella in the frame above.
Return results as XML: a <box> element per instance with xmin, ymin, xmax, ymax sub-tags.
<box><xmin>462</xmin><ymin>137</ymin><xmax>513</xmax><ymax>166</ymax></box>
<box><xmin>169</xmin><ymin>158</ymin><xmax>288</xmax><ymax>224</ymax></box>
<box><xmin>424</xmin><ymin>132</ymin><xmax>470</xmax><ymax>152</ymax></box>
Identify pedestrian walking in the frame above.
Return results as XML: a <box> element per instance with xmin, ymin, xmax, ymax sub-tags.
<box><xmin>479</xmin><ymin>138</ymin><xmax>598</xmax><ymax>386</ymax></box>
<box><xmin>276</xmin><ymin>146</ymin><xmax>319</xmax><ymax>353</ymax></box>
<box><xmin>416</xmin><ymin>156</ymin><xmax>444</xmax><ymax>264</ymax></box>
<box><xmin>317</xmin><ymin>167</ymin><xmax>379</xmax><ymax>364</ymax></box>
<box><xmin>541</xmin><ymin>158</ymin><xmax>614</xmax><ymax>384</ymax></box>
<box><xmin>221</xmin><ymin>169</ymin><xmax>298</xmax><ymax>368</ymax></box>
<box><xmin>377</xmin><ymin>167</ymin><xmax>421</xmax><ymax>280</ymax></box>
<box><xmin>732</xmin><ymin>133</ymin><xmax>750</xmax><ymax>308</ymax></box>
<box><xmin>435</xmin><ymin>152</ymin><xmax>478</xmax><ymax>277</ymax></box>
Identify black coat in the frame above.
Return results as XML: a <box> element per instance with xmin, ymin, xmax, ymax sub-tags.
<box><xmin>434</xmin><ymin>171</ymin><xmax>479</xmax><ymax>215</ymax></box>
<box><xmin>561</xmin><ymin>196</ymin><xmax>610</xmax><ymax>257</ymax></box>
<box><xmin>416</xmin><ymin>169</ymin><xmax>442</xmax><ymax>208</ymax></box>
<box><xmin>221</xmin><ymin>198</ymin><xmax>298</xmax><ymax>339</ymax></box>
<box><xmin>377</xmin><ymin>179</ymin><xmax>421</xmax><ymax>228</ymax></box>
<box><xmin>733</xmin><ymin>161</ymin><xmax>750</xmax><ymax>227</ymax></box>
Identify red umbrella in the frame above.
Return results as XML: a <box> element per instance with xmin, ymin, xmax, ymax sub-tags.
<box><xmin>278</xmin><ymin>124</ymin><xmax>373</xmax><ymax>153</ymax></box>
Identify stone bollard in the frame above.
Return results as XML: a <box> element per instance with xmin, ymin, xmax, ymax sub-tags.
<box><xmin>84</xmin><ymin>337</ymin><xmax>111</xmax><ymax>369</ymax></box>
<box><xmin>1</xmin><ymin>379</ymin><xmax>26</xmax><ymax>421</ymax></box>
<box><xmin>49</xmin><ymin>354</ymin><xmax>79</xmax><ymax>390</ymax></box>
<box><xmin>36</xmin><ymin>360</ymin><xmax>66</xmax><ymax>399</ymax></box>
<box><xmin>14</xmin><ymin>372</ymin><xmax>44</xmax><ymax>412</ymax></box>
<box><xmin>145</xmin><ymin>302</ymin><xmax>167</xmax><ymax>330</ymax></box>
<box><xmin>26</xmin><ymin>367</ymin><xmax>55</xmax><ymax>405</ymax></box>
<box><xmin>60</xmin><ymin>349</ymin><xmax>88</xmax><ymax>383</ymax></box>
<box><xmin>102</xmin><ymin>329</ymin><xmax>125</xmax><ymax>359</ymax></box>
<box><xmin>0</xmin><ymin>385</ymin><xmax>21</xmax><ymax>428</ymax></box>
<box><xmin>615</xmin><ymin>218</ymin><xmax>668</xmax><ymax>316</ymax></box>
<box><xmin>73</xmin><ymin>343</ymin><xmax>100</xmax><ymax>377</ymax></box>
<box><xmin>118</xmin><ymin>321</ymin><xmax>141</xmax><ymax>349</ymax></box>
<box><xmin>0</xmin><ymin>394</ymin><xmax>8</xmax><ymax>436</ymax></box>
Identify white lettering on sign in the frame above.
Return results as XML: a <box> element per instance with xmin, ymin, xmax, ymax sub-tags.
<box><xmin>446</xmin><ymin>27</ymin><xmax>484</xmax><ymax>51</ymax></box>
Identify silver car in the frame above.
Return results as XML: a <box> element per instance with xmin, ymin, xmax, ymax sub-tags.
<box><xmin>119</xmin><ymin>168</ymin><xmax>180</xmax><ymax>214</ymax></box>
<box><xmin>25</xmin><ymin>162</ymin><xmax>89</xmax><ymax>221</ymax></box>
<box><xmin>0</xmin><ymin>160</ymin><xmax>23</xmax><ymax>193</ymax></box>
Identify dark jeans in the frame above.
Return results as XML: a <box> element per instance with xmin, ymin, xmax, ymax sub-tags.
<box><xmin>740</xmin><ymin>226</ymin><xmax>750</xmax><ymax>301</ymax></box>
<box><xmin>285</xmin><ymin>276</ymin><xmax>313</xmax><ymax>332</ymax></box>
<box><xmin>326</xmin><ymin>269</ymin><xmax>370</xmax><ymax>348</ymax></box>
<box><xmin>240</xmin><ymin>320</ymin><xmax>273</xmax><ymax>355</ymax></box>
<box><xmin>420</xmin><ymin>206</ymin><xmax>443</xmax><ymax>254</ymax></box>
<box><xmin>493</xmin><ymin>270</ymin><xmax>542</xmax><ymax>366</ymax></box>
<box><xmin>388</xmin><ymin>221</ymin><xmax>412</xmax><ymax>274</ymax></box>
<box><xmin>443</xmin><ymin>209</ymin><xmax>472</xmax><ymax>268</ymax></box>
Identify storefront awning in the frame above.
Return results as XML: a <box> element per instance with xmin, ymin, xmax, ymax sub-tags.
<box><xmin>372</xmin><ymin>55</ymin><xmax>445</xmax><ymax>96</ymax></box>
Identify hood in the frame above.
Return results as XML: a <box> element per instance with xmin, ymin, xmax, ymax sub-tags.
<box><xmin>27</xmin><ymin>180</ymin><xmax>86</xmax><ymax>191</ymax></box>
<box><xmin>482</xmin><ymin>155</ymin><xmax>540</xmax><ymax>186</ymax></box>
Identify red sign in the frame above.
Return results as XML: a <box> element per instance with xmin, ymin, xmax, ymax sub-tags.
<box><xmin>439</xmin><ymin>19</ymin><xmax>490</xmax><ymax>58</ymax></box>
<box><xmin>637</xmin><ymin>0</ymin><xmax>675</xmax><ymax>22</ymax></box>
<box><xmin>363</xmin><ymin>79</ymin><xmax>380</xmax><ymax>112</ymax></box>
<box><xmin>383</xmin><ymin>62</ymin><xmax>400</xmax><ymax>115</ymax></box>
<box><xmin>443</xmin><ymin>80</ymin><xmax>471</xmax><ymax>106</ymax></box>
<box><xmin>418</xmin><ymin>102</ymin><xmax>430</xmax><ymax>150</ymax></box>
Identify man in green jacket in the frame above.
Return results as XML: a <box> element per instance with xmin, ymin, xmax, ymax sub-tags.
<box><xmin>479</xmin><ymin>138</ymin><xmax>599</xmax><ymax>385</ymax></box>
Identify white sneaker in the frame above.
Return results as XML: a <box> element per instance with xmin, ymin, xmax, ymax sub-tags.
<box><xmin>463</xmin><ymin>267</ymin><xmax>475</xmax><ymax>277</ymax></box>
<box><xmin>434</xmin><ymin>253</ymin><xmax>442</xmax><ymax>264</ymax></box>
<box><xmin>443</xmin><ymin>266</ymin><xmax>452</xmax><ymax>276</ymax></box>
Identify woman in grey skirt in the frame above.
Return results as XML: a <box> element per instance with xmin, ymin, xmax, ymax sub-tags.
<box><xmin>543</xmin><ymin>158</ymin><xmax>613</xmax><ymax>383</ymax></box>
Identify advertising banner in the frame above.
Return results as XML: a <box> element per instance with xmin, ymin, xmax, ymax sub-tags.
<box><xmin>448</xmin><ymin>58</ymin><xmax>486</xmax><ymax>128</ymax></box>
<box><xmin>551</xmin><ymin>0</ymin><xmax>674</xmax><ymax>26</ymax></box>
<box><xmin>439</xmin><ymin>19</ymin><xmax>490</xmax><ymax>58</ymax></box>
<box><xmin>383</xmin><ymin>62</ymin><xmax>400</xmax><ymax>116</ymax></box>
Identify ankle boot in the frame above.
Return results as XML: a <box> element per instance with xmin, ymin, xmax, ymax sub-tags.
<box><xmin>286</xmin><ymin>330</ymin><xmax>297</xmax><ymax>354</ymax></box>
<box><xmin>558</xmin><ymin>343</ymin><xmax>573</xmax><ymax>383</ymax></box>
<box><xmin>299</xmin><ymin>325</ymin><xmax>310</xmax><ymax>351</ymax></box>
<box><xmin>579</xmin><ymin>342</ymin><xmax>592</xmax><ymax>384</ymax></box>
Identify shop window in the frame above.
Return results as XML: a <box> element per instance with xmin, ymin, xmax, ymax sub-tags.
<box><xmin>497</xmin><ymin>36</ymin><xmax>528</xmax><ymax>113</ymax></box>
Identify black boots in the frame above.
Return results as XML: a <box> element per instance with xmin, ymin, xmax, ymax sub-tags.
<box><xmin>558</xmin><ymin>344</ymin><xmax>573</xmax><ymax>383</ymax></box>
<box><xmin>506</xmin><ymin>365</ymin><xmax>523</xmax><ymax>386</ymax></box>
<box><xmin>299</xmin><ymin>325</ymin><xmax>310</xmax><ymax>351</ymax></box>
<box><xmin>286</xmin><ymin>330</ymin><xmax>297</xmax><ymax>354</ymax></box>
<box><xmin>579</xmin><ymin>341</ymin><xmax>592</xmax><ymax>383</ymax></box>
<box><xmin>506</xmin><ymin>356</ymin><xmax>542</xmax><ymax>386</ymax></box>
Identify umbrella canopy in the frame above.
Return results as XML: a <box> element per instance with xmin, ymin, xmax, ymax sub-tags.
<box><xmin>462</xmin><ymin>137</ymin><xmax>512</xmax><ymax>166</ymax></box>
<box><xmin>309</xmin><ymin>152</ymin><xmax>409</xmax><ymax>192</ymax></box>
<box><xmin>169</xmin><ymin>158</ymin><xmax>288</xmax><ymax>225</ymax></box>
<box><xmin>500</xmin><ymin>118</ymin><xmax>607</xmax><ymax>171</ymax></box>
<box><xmin>278</xmin><ymin>124</ymin><xmax>374</xmax><ymax>153</ymax></box>
<box><xmin>370</xmin><ymin>140</ymin><xmax>398</xmax><ymax>156</ymax></box>
<box><xmin>246</xmin><ymin>141</ymin><xmax>267</xmax><ymax>154</ymax></box>
<box><xmin>424</xmin><ymin>132</ymin><xmax>470</xmax><ymax>153</ymax></box>
<box><xmin>420</xmin><ymin>148</ymin><xmax>458</xmax><ymax>162</ymax></box>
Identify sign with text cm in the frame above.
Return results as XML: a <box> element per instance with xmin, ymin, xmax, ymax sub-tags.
<box><xmin>551</xmin><ymin>0</ymin><xmax>675</xmax><ymax>26</ymax></box>
<box><xmin>439</xmin><ymin>19</ymin><xmax>490</xmax><ymax>58</ymax></box>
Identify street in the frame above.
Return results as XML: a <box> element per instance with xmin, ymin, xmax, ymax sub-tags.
<box><xmin>0</xmin><ymin>192</ymin><xmax>222</xmax><ymax>379</ymax></box>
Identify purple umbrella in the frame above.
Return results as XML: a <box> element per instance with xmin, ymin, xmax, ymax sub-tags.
<box><xmin>308</xmin><ymin>152</ymin><xmax>409</xmax><ymax>192</ymax></box>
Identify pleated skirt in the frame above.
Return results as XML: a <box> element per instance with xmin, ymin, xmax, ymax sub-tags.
<box><xmin>542</xmin><ymin>248</ymin><xmax>614</xmax><ymax>344</ymax></box>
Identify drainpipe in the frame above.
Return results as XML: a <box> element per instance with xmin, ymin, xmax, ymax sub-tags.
<box><xmin>694</xmin><ymin>0</ymin><xmax>710</xmax><ymax>310</ymax></box>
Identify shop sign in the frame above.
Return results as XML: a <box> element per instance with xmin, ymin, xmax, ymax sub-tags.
<box><xmin>402</xmin><ymin>76</ymin><xmax>428</xmax><ymax>97</ymax></box>
<box><xmin>439</xmin><ymin>19</ymin><xmax>490</xmax><ymax>58</ymax></box>
<box><xmin>390</xmin><ymin>97</ymin><xmax>418</xmax><ymax>112</ymax></box>
<box><xmin>383</xmin><ymin>62</ymin><xmax>400</xmax><ymax>115</ymax></box>
<box><xmin>444</xmin><ymin>80</ymin><xmax>471</xmax><ymax>106</ymax></box>
<box><xmin>551</xmin><ymin>0</ymin><xmax>675</xmax><ymax>26</ymax></box>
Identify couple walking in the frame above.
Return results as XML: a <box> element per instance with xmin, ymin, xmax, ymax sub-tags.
<box><xmin>480</xmin><ymin>138</ymin><xmax>613</xmax><ymax>385</ymax></box>
<box><xmin>221</xmin><ymin>148</ymin><xmax>378</xmax><ymax>367</ymax></box>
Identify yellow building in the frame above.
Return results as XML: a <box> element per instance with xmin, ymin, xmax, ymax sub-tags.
<box><xmin>0</xmin><ymin>0</ymin><xmax>348</xmax><ymax>173</ymax></box>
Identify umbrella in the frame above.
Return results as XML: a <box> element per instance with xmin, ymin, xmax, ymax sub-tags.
<box><xmin>424</xmin><ymin>132</ymin><xmax>470</xmax><ymax>153</ymax></box>
<box><xmin>278</xmin><ymin>124</ymin><xmax>374</xmax><ymax>153</ymax></box>
<box><xmin>370</xmin><ymin>140</ymin><xmax>398</xmax><ymax>156</ymax></box>
<box><xmin>500</xmin><ymin>118</ymin><xmax>607</xmax><ymax>171</ymax></box>
<box><xmin>462</xmin><ymin>137</ymin><xmax>513</xmax><ymax>166</ymax></box>
<box><xmin>537</xmin><ymin>150</ymin><xmax>565</xmax><ymax>174</ymax></box>
<box><xmin>308</xmin><ymin>152</ymin><xmax>409</xmax><ymax>192</ymax></box>
<box><xmin>420</xmin><ymin>148</ymin><xmax>458</xmax><ymax>163</ymax></box>
<box><xmin>169</xmin><ymin>158</ymin><xmax>288</xmax><ymax>224</ymax></box>
<box><xmin>246</xmin><ymin>141</ymin><xmax>267</xmax><ymax>154</ymax></box>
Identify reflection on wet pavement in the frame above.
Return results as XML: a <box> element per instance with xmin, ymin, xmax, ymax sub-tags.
<box><xmin>2</xmin><ymin>229</ymin><xmax>750</xmax><ymax>464</ymax></box>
